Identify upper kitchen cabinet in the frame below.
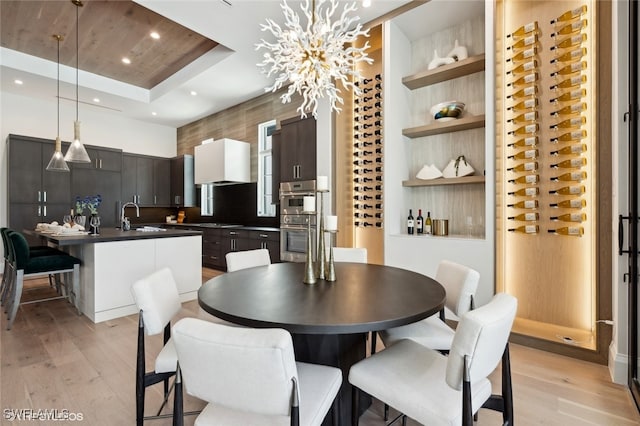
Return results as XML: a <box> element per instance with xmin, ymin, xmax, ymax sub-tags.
<box><xmin>122</xmin><ymin>154</ymin><xmax>170</xmax><ymax>206</ymax></box>
<box><xmin>70</xmin><ymin>145</ymin><xmax>122</xmax><ymax>172</ymax></box>
<box><xmin>271</xmin><ymin>129</ymin><xmax>282</xmax><ymax>202</ymax></box>
<box><xmin>171</xmin><ymin>155</ymin><xmax>196</xmax><ymax>207</ymax></box>
<box><xmin>279</xmin><ymin>116</ymin><xmax>316</xmax><ymax>182</ymax></box>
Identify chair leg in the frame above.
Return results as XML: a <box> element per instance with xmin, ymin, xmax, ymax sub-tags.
<box><xmin>331</xmin><ymin>393</ymin><xmax>339</xmax><ymax>426</ymax></box>
<box><xmin>136</xmin><ymin>314</ymin><xmax>146</xmax><ymax>426</ymax></box>
<box><xmin>384</xmin><ymin>403</ymin><xmax>389</xmax><ymax>421</ymax></box>
<box><xmin>7</xmin><ymin>270</ymin><xmax>24</xmax><ymax>330</ymax></box>
<box><xmin>370</xmin><ymin>331</ymin><xmax>377</xmax><ymax>355</ymax></box>
<box><xmin>351</xmin><ymin>386</ymin><xmax>360</xmax><ymax>426</ymax></box>
<box><xmin>173</xmin><ymin>364</ymin><xmax>183</xmax><ymax>426</ymax></box>
<box><xmin>502</xmin><ymin>344</ymin><xmax>514</xmax><ymax>426</ymax></box>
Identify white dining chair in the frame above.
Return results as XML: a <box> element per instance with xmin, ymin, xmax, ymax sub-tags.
<box><xmin>225</xmin><ymin>248</ymin><xmax>271</xmax><ymax>272</ymax></box>
<box><xmin>171</xmin><ymin>317</ymin><xmax>343</xmax><ymax>426</ymax></box>
<box><xmin>349</xmin><ymin>293</ymin><xmax>517</xmax><ymax>426</ymax></box>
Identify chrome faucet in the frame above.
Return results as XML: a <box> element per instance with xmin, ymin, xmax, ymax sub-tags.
<box><xmin>121</xmin><ymin>201</ymin><xmax>139</xmax><ymax>231</ymax></box>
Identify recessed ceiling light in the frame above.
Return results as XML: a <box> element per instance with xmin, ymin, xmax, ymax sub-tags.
<box><xmin>93</xmin><ymin>98</ymin><xmax>100</xmax><ymax>103</ymax></box>
<box><xmin>14</xmin><ymin>79</ymin><xmax>23</xmax><ymax>85</ymax></box>
<box><xmin>150</xmin><ymin>31</ymin><xmax>160</xmax><ymax>40</ymax></box>
<box><xmin>122</xmin><ymin>57</ymin><xmax>131</xmax><ymax>65</ymax></box>
<box><xmin>363</xmin><ymin>0</ymin><xmax>371</xmax><ymax>7</ymax></box>
<box><xmin>190</xmin><ymin>90</ymin><xmax>198</xmax><ymax>96</ymax></box>
<box><xmin>152</xmin><ymin>111</ymin><xmax>157</xmax><ymax>116</ymax></box>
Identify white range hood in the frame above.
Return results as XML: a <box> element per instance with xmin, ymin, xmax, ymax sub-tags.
<box><xmin>194</xmin><ymin>138</ymin><xmax>250</xmax><ymax>185</ymax></box>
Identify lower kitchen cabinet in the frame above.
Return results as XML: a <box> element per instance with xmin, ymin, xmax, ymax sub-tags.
<box><xmin>249</xmin><ymin>230</ymin><xmax>281</xmax><ymax>263</ymax></box>
<box><xmin>202</xmin><ymin>228</ymin><xmax>223</xmax><ymax>268</ymax></box>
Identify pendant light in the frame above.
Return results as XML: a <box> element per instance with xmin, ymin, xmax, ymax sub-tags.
<box><xmin>64</xmin><ymin>0</ymin><xmax>91</xmax><ymax>163</ymax></box>
<box><xmin>46</xmin><ymin>34</ymin><xmax>70</xmax><ymax>172</ymax></box>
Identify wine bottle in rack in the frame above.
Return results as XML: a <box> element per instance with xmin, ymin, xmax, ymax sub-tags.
<box><xmin>353</xmin><ymin>177</ymin><xmax>373</xmax><ymax>183</ymax></box>
<box><xmin>374</xmin><ymin>101</ymin><xmax>382</xmax><ymax>109</ymax></box>
<box><xmin>550</xmin><ymin>144</ymin><xmax>587</xmax><ymax>156</ymax></box>
<box><xmin>354</xmin><ymin>141</ymin><xmax>372</xmax><ymax>148</ymax></box>
<box><xmin>550</xmin><ymin>213</ymin><xmax>587</xmax><ymax>222</ymax></box>
<box><xmin>548</xmin><ymin>226</ymin><xmax>584</xmax><ymax>236</ymax></box>
<box><xmin>507</xmin><ymin>161</ymin><xmax>538</xmax><ymax>172</ymax></box>
<box><xmin>374</xmin><ymin>175</ymin><xmax>383</xmax><ymax>182</ymax></box>
<box><xmin>507</xmin><ymin>34</ymin><xmax>538</xmax><ymax>51</ymax></box>
<box><xmin>354</xmin><ymin>105</ymin><xmax>372</xmax><ymax>113</ymax></box>
<box><xmin>507</xmin><ymin>60</ymin><xmax>538</xmax><ymax>75</ymax></box>
<box><xmin>416</xmin><ymin>209</ymin><xmax>424</xmax><ymax>234</ymax></box>
<box><xmin>374</xmin><ymin>138</ymin><xmax>383</xmax><ymax>145</ymax></box>
<box><xmin>507</xmin><ymin>73</ymin><xmax>539</xmax><ymax>87</ymax></box>
<box><xmin>425</xmin><ymin>212</ymin><xmax>432</xmax><ymax>235</ymax></box>
<box><xmin>374</xmin><ymin>110</ymin><xmax>383</xmax><ymax>118</ymax></box>
<box><xmin>354</xmin><ymin>168</ymin><xmax>373</xmax><ymax>174</ymax></box>
<box><xmin>550</xmin><ymin>198</ymin><xmax>586</xmax><ymax>208</ymax></box>
<box><xmin>506</xmin><ymin>85</ymin><xmax>538</xmax><ymax>99</ymax></box>
<box><xmin>353</xmin><ymin>150</ymin><xmax>373</xmax><ymax>157</ymax></box>
<box><xmin>507</xmin><ymin>149</ymin><xmax>539</xmax><ymax>160</ymax></box>
<box><xmin>508</xmin><ymin>187</ymin><xmax>540</xmax><ymax>197</ymax></box>
<box><xmin>407</xmin><ymin>209</ymin><xmax>414</xmax><ymax>235</ymax></box>
<box><xmin>354</xmin><ymin>203</ymin><xmax>373</xmax><ymax>209</ymax></box>
<box><xmin>549</xmin><ymin>75</ymin><xmax>587</xmax><ymax>91</ymax></box>
<box><xmin>375</xmin><ymin>203</ymin><xmax>383</xmax><ymax>209</ymax></box>
<box><xmin>374</xmin><ymin>194</ymin><xmax>383</xmax><ymax>200</ymax></box>
<box><xmin>550</xmin><ymin>20</ymin><xmax>587</xmax><ymax>38</ymax></box>
<box><xmin>375</xmin><ymin>222</ymin><xmax>384</xmax><ymax>228</ymax></box>
<box><xmin>507</xmin><ymin>123</ymin><xmax>539</xmax><ymax>136</ymax></box>
<box><xmin>550</xmin><ymin>102</ymin><xmax>587</xmax><ymax>117</ymax></box>
<box><xmin>550</xmin><ymin>129</ymin><xmax>587</xmax><ymax>143</ymax></box>
<box><xmin>374</xmin><ymin>166</ymin><xmax>383</xmax><ymax>173</ymax></box>
<box><xmin>507</xmin><ymin>21</ymin><xmax>539</xmax><ymax>39</ymax></box>
<box><xmin>550</xmin><ymin>158</ymin><xmax>587</xmax><ymax>169</ymax></box>
<box><xmin>507</xmin><ymin>98</ymin><xmax>538</xmax><ymax>111</ymax></box>
<box><xmin>551</xmin><ymin>33</ymin><xmax>587</xmax><ymax>51</ymax></box>
<box><xmin>550</xmin><ymin>47</ymin><xmax>587</xmax><ymax>64</ymax></box>
<box><xmin>354</xmin><ymin>212</ymin><xmax>372</xmax><ymax>218</ymax></box>
<box><xmin>353</xmin><ymin>186</ymin><xmax>373</xmax><ymax>192</ymax></box>
<box><xmin>375</xmin><ymin>157</ymin><xmax>383</xmax><ymax>163</ymax></box>
<box><xmin>550</xmin><ymin>61</ymin><xmax>587</xmax><ymax>77</ymax></box>
<box><xmin>507</xmin><ymin>111</ymin><xmax>538</xmax><ymax>124</ymax></box>
<box><xmin>353</xmin><ymin>159</ymin><xmax>372</xmax><ymax>165</ymax></box>
<box><xmin>353</xmin><ymin>194</ymin><xmax>373</xmax><ymax>201</ymax></box>
<box><xmin>508</xmin><ymin>174</ymin><xmax>540</xmax><ymax>184</ymax></box>
<box><xmin>551</xmin><ymin>5</ymin><xmax>587</xmax><ymax>25</ymax></box>
<box><xmin>507</xmin><ymin>200</ymin><xmax>539</xmax><ymax>209</ymax></box>
<box><xmin>362</xmin><ymin>78</ymin><xmax>373</xmax><ymax>84</ymax></box>
<box><xmin>507</xmin><ymin>212</ymin><xmax>539</xmax><ymax>221</ymax></box>
<box><xmin>374</xmin><ymin>92</ymin><xmax>382</xmax><ymax>100</ymax></box>
<box><xmin>374</xmin><ymin>212</ymin><xmax>383</xmax><ymax>219</ymax></box>
<box><xmin>355</xmin><ymin>222</ymin><xmax>374</xmax><ymax>227</ymax></box>
<box><xmin>549</xmin><ymin>185</ymin><xmax>586</xmax><ymax>195</ymax></box>
<box><xmin>507</xmin><ymin>136</ymin><xmax>538</xmax><ymax>148</ymax></box>
<box><xmin>550</xmin><ymin>88</ymin><xmax>586</xmax><ymax>103</ymax></box>
<box><xmin>508</xmin><ymin>225</ymin><xmax>539</xmax><ymax>234</ymax></box>
<box><xmin>375</xmin><ymin>147</ymin><xmax>383</xmax><ymax>154</ymax></box>
<box><xmin>374</xmin><ymin>184</ymin><xmax>383</xmax><ymax>191</ymax></box>
<box><xmin>549</xmin><ymin>116</ymin><xmax>586</xmax><ymax>130</ymax></box>
<box><xmin>506</xmin><ymin>47</ymin><xmax>537</xmax><ymax>63</ymax></box>
<box><xmin>354</xmin><ymin>123</ymin><xmax>373</xmax><ymax>129</ymax></box>
<box><xmin>550</xmin><ymin>171</ymin><xmax>587</xmax><ymax>182</ymax></box>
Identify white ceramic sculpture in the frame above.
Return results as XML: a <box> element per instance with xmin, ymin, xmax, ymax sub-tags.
<box><xmin>442</xmin><ymin>155</ymin><xmax>475</xmax><ymax>178</ymax></box>
<box><xmin>428</xmin><ymin>49</ymin><xmax>455</xmax><ymax>70</ymax></box>
<box><xmin>446</xmin><ymin>40</ymin><xmax>469</xmax><ymax>61</ymax></box>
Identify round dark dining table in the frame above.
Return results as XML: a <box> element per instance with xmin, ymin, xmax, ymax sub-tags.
<box><xmin>198</xmin><ymin>261</ymin><xmax>446</xmax><ymax>425</ymax></box>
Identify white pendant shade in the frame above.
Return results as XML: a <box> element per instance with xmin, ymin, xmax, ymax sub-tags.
<box><xmin>46</xmin><ymin>136</ymin><xmax>70</xmax><ymax>172</ymax></box>
<box><xmin>64</xmin><ymin>120</ymin><xmax>91</xmax><ymax>163</ymax></box>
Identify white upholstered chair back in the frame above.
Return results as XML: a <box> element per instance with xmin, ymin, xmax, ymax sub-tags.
<box><xmin>445</xmin><ymin>293</ymin><xmax>517</xmax><ymax>391</ymax></box>
<box><xmin>332</xmin><ymin>247</ymin><xmax>367</xmax><ymax>263</ymax></box>
<box><xmin>436</xmin><ymin>260</ymin><xmax>480</xmax><ymax>318</ymax></box>
<box><xmin>131</xmin><ymin>267</ymin><xmax>181</xmax><ymax>336</ymax></box>
<box><xmin>172</xmin><ymin>317</ymin><xmax>298</xmax><ymax>417</ymax></box>
<box><xmin>225</xmin><ymin>248</ymin><xmax>271</xmax><ymax>272</ymax></box>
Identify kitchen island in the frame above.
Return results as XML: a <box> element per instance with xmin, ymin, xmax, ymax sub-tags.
<box><xmin>26</xmin><ymin>228</ymin><xmax>202</xmax><ymax>323</ymax></box>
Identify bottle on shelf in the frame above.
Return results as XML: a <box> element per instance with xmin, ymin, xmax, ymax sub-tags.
<box><xmin>549</xmin><ymin>75</ymin><xmax>587</xmax><ymax>91</ymax></box>
<box><xmin>549</xmin><ymin>198</ymin><xmax>586</xmax><ymax>208</ymax></box>
<box><xmin>354</xmin><ymin>105</ymin><xmax>372</xmax><ymax>113</ymax></box>
<box><xmin>354</xmin><ymin>141</ymin><xmax>372</xmax><ymax>148</ymax></box>
<box><xmin>373</xmin><ymin>110</ymin><xmax>383</xmax><ymax>118</ymax></box>
<box><xmin>362</xmin><ymin>78</ymin><xmax>373</xmax><ymax>84</ymax></box>
<box><xmin>374</xmin><ymin>184</ymin><xmax>383</xmax><ymax>191</ymax></box>
<box><xmin>549</xmin><ymin>185</ymin><xmax>586</xmax><ymax>195</ymax></box>
<box><xmin>550</xmin><ymin>47</ymin><xmax>587</xmax><ymax>64</ymax></box>
<box><xmin>550</xmin><ymin>61</ymin><xmax>587</xmax><ymax>77</ymax></box>
<box><xmin>425</xmin><ymin>212</ymin><xmax>432</xmax><ymax>235</ymax></box>
<box><xmin>354</xmin><ymin>123</ymin><xmax>373</xmax><ymax>130</ymax></box>
<box><xmin>507</xmin><ymin>60</ymin><xmax>538</xmax><ymax>75</ymax></box>
<box><xmin>550</xmin><ymin>144</ymin><xmax>587</xmax><ymax>156</ymax></box>
<box><xmin>507</xmin><ymin>212</ymin><xmax>539</xmax><ymax>221</ymax></box>
<box><xmin>375</xmin><ymin>222</ymin><xmax>384</xmax><ymax>228</ymax></box>
<box><xmin>353</xmin><ymin>159</ymin><xmax>373</xmax><ymax>165</ymax></box>
<box><xmin>507</xmin><ymin>161</ymin><xmax>538</xmax><ymax>172</ymax></box>
<box><xmin>507</xmin><ymin>98</ymin><xmax>538</xmax><ymax>111</ymax></box>
<box><xmin>507</xmin><ymin>149</ymin><xmax>539</xmax><ymax>160</ymax></box>
<box><xmin>550</xmin><ymin>19</ymin><xmax>587</xmax><ymax>38</ymax></box>
<box><xmin>353</xmin><ymin>186</ymin><xmax>373</xmax><ymax>192</ymax></box>
<box><xmin>353</xmin><ymin>176</ymin><xmax>373</xmax><ymax>183</ymax></box>
<box><xmin>354</xmin><ymin>168</ymin><xmax>373</xmax><ymax>174</ymax></box>
<box><xmin>507</xmin><ymin>123</ymin><xmax>539</xmax><ymax>136</ymax></box>
<box><xmin>507</xmin><ymin>136</ymin><xmax>538</xmax><ymax>148</ymax></box>
<box><xmin>355</xmin><ymin>221</ymin><xmax>373</xmax><ymax>227</ymax></box>
<box><xmin>375</xmin><ymin>157</ymin><xmax>383</xmax><ymax>164</ymax></box>
<box><xmin>507</xmin><ymin>199</ymin><xmax>539</xmax><ymax>209</ymax></box>
<box><xmin>550</xmin><ymin>129</ymin><xmax>587</xmax><ymax>143</ymax></box>
<box><xmin>374</xmin><ymin>138</ymin><xmax>383</xmax><ymax>145</ymax></box>
<box><xmin>506</xmin><ymin>47</ymin><xmax>537</xmax><ymax>63</ymax></box>
<box><xmin>551</xmin><ymin>33</ymin><xmax>588</xmax><ymax>51</ymax></box>
<box><xmin>374</xmin><ymin>92</ymin><xmax>382</xmax><ymax>100</ymax></box>
<box><xmin>550</xmin><ymin>213</ymin><xmax>587</xmax><ymax>222</ymax></box>
<box><xmin>373</xmin><ymin>175</ymin><xmax>383</xmax><ymax>182</ymax></box>
<box><xmin>374</xmin><ymin>212</ymin><xmax>383</xmax><ymax>219</ymax></box>
<box><xmin>551</xmin><ymin>5</ymin><xmax>587</xmax><ymax>25</ymax></box>
<box><xmin>355</xmin><ymin>132</ymin><xmax>373</xmax><ymax>139</ymax></box>
<box><xmin>374</xmin><ymin>203</ymin><xmax>383</xmax><ymax>209</ymax></box>
<box><xmin>507</xmin><ymin>21</ymin><xmax>539</xmax><ymax>39</ymax></box>
<box><xmin>507</xmin><ymin>34</ymin><xmax>538</xmax><ymax>51</ymax></box>
<box><xmin>374</xmin><ymin>166</ymin><xmax>383</xmax><ymax>173</ymax></box>
<box><xmin>354</xmin><ymin>203</ymin><xmax>373</xmax><ymax>209</ymax></box>
<box><xmin>407</xmin><ymin>209</ymin><xmax>414</xmax><ymax>235</ymax></box>
<box><xmin>506</xmin><ymin>85</ymin><xmax>538</xmax><ymax>99</ymax></box>
<box><xmin>550</xmin><ymin>88</ymin><xmax>586</xmax><ymax>103</ymax></box>
<box><xmin>508</xmin><ymin>225</ymin><xmax>539</xmax><ymax>234</ymax></box>
<box><xmin>548</xmin><ymin>226</ymin><xmax>584</xmax><ymax>236</ymax></box>
<box><xmin>507</xmin><ymin>72</ymin><xmax>539</xmax><ymax>87</ymax></box>
<box><xmin>507</xmin><ymin>174</ymin><xmax>540</xmax><ymax>184</ymax></box>
<box><xmin>507</xmin><ymin>111</ymin><xmax>538</xmax><ymax>124</ymax></box>
<box><xmin>550</xmin><ymin>158</ymin><xmax>587</xmax><ymax>169</ymax></box>
<box><xmin>416</xmin><ymin>209</ymin><xmax>424</xmax><ymax>234</ymax></box>
<box><xmin>550</xmin><ymin>102</ymin><xmax>587</xmax><ymax>117</ymax></box>
<box><xmin>374</xmin><ymin>101</ymin><xmax>382</xmax><ymax>109</ymax></box>
<box><xmin>354</xmin><ymin>212</ymin><xmax>372</xmax><ymax>218</ymax></box>
<box><xmin>375</xmin><ymin>147</ymin><xmax>383</xmax><ymax>154</ymax></box>
<box><xmin>549</xmin><ymin>116</ymin><xmax>587</xmax><ymax>130</ymax></box>
<box><xmin>508</xmin><ymin>187</ymin><xmax>540</xmax><ymax>197</ymax></box>
<box><xmin>550</xmin><ymin>171</ymin><xmax>587</xmax><ymax>182</ymax></box>
<box><xmin>353</xmin><ymin>194</ymin><xmax>373</xmax><ymax>201</ymax></box>
<box><xmin>353</xmin><ymin>150</ymin><xmax>373</xmax><ymax>157</ymax></box>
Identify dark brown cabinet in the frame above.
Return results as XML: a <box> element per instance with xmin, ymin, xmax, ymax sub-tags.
<box><xmin>122</xmin><ymin>154</ymin><xmax>171</xmax><ymax>206</ymax></box>
<box><xmin>279</xmin><ymin>116</ymin><xmax>317</xmax><ymax>182</ymax></box>
<box><xmin>72</xmin><ymin>146</ymin><xmax>122</xmax><ymax>172</ymax></box>
<box><xmin>200</xmin><ymin>227</ymin><xmax>280</xmax><ymax>270</ymax></box>
<box><xmin>248</xmin><ymin>230</ymin><xmax>281</xmax><ymax>263</ymax></box>
<box><xmin>170</xmin><ymin>155</ymin><xmax>196</xmax><ymax>207</ymax></box>
<box><xmin>271</xmin><ymin>129</ymin><xmax>281</xmax><ymax>202</ymax></box>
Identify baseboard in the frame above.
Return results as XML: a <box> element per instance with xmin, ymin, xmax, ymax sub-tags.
<box><xmin>609</xmin><ymin>341</ymin><xmax>628</xmax><ymax>385</ymax></box>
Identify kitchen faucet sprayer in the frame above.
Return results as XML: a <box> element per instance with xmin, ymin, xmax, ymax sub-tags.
<box><xmin>121</xmin><ymin>202</ymin><xmax>140</xmax><ymax>231</ymax></box>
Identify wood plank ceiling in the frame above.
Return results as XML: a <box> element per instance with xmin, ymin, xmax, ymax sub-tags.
<box><xmin>0</xmin><ymin>0</ymin><xmax>218</xmax><ymax>89</ymax></box>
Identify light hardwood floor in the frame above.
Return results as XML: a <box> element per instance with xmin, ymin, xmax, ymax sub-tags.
<box><xmin>1</xmin><ymin>269</ymin><xmax>638</xmax><ymax>426</ymax></box>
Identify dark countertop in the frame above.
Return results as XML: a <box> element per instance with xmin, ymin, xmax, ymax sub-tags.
<box><xmin>160</xmin><ymin>223</ymin><xmax>280</xmax><ymax>232</ymax></box>
<box><xmin>24</xmin><ymin>227</ymin><xmax>202</xmax><ymax>247</ymax></box>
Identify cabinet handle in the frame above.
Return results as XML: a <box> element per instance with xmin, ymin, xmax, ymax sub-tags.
<box><xmin>154</xmin><ymin>195</ymin><xmax>157</xmax><ymax>205</ymax></box>
<box><xmin>175</xmin><ymin>195</ymin><xmax>181</xmax><ymax>205</ymax></box>
<box><xmin>99</xmin><ymin>159</ymin><xmax>103</xmax><ymax>169</ymax></box>
<box><xmin>37</xmin><ymin>190</ymin><xmax>41</xmax><ymax>203</ymax></box>
<box><xmin>43</xmin><ymin>191</ymin><xmax>47</xmax><ymax>202</ymax></box>
<box><xmin>43</xmin><ymin>206</ymin><xmax>47</xmax><ymax>217</ymax></box>
<box><xmin>38</xmin><ymin>206</ymin><xmax>42</xmax><ymax>217</ymax></box>
<box><xmin>259</xmin><ymin>234</ymin><xmax>268</xmax><ymax>238</ymax></box>
<box><xmin>230</xmin><ymin>231</ymin><xmax>237</xmax><ymax>236</ymax></box>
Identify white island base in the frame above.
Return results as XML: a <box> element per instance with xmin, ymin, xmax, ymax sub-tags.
<box><xmin>70</xmin><ymin>235</ymin><xmax>202</xmax><ymax>323</ymax></box>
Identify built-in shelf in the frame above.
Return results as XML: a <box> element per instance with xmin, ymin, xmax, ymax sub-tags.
<box><xmin>402</xmin><ymin>114</ymin><xmax>486</xmax><ymax>139</ymax></box>
<box><xmin>402</xmin><ymin>53</ymin><xmax>486</xmax><ymax>90</ymax></box>
<box><xmin>402</xmin><ymin>175</ymin><xmax>485</xmax><ymax>187</ymax></box>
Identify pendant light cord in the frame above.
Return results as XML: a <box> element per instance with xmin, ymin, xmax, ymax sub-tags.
<box><xmin>56</xmin><ymin>35</ymin><xmax>60</xmax><ymax>137</ymax></box>
<box><xmin>75</xmin><ymin>1</ymin><xmax>79</xmax><ymax>122</ymax></box>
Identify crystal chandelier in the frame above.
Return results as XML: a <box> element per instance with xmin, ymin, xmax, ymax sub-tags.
<box><xmin>256</xmin><ymin>0</ymin><xmax>373</xmax><ymax>119</ymax></box>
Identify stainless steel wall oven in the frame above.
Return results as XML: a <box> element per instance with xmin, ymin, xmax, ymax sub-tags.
<box><xmin>280</xmin><ymin>180</ymin><xmax>316</xmax><ymax>262</ymax></box>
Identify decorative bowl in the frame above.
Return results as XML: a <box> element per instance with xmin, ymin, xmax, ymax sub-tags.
<box><xmin>430</xmin><ymin>101</ymin><xmax>465</xmax><ymax>122</ymax></box>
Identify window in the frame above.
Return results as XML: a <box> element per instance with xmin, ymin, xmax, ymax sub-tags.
<box><xmin>258</xmin><ymin>120</ymin><xmax>277</xmax><ymax>217</ymax></box>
